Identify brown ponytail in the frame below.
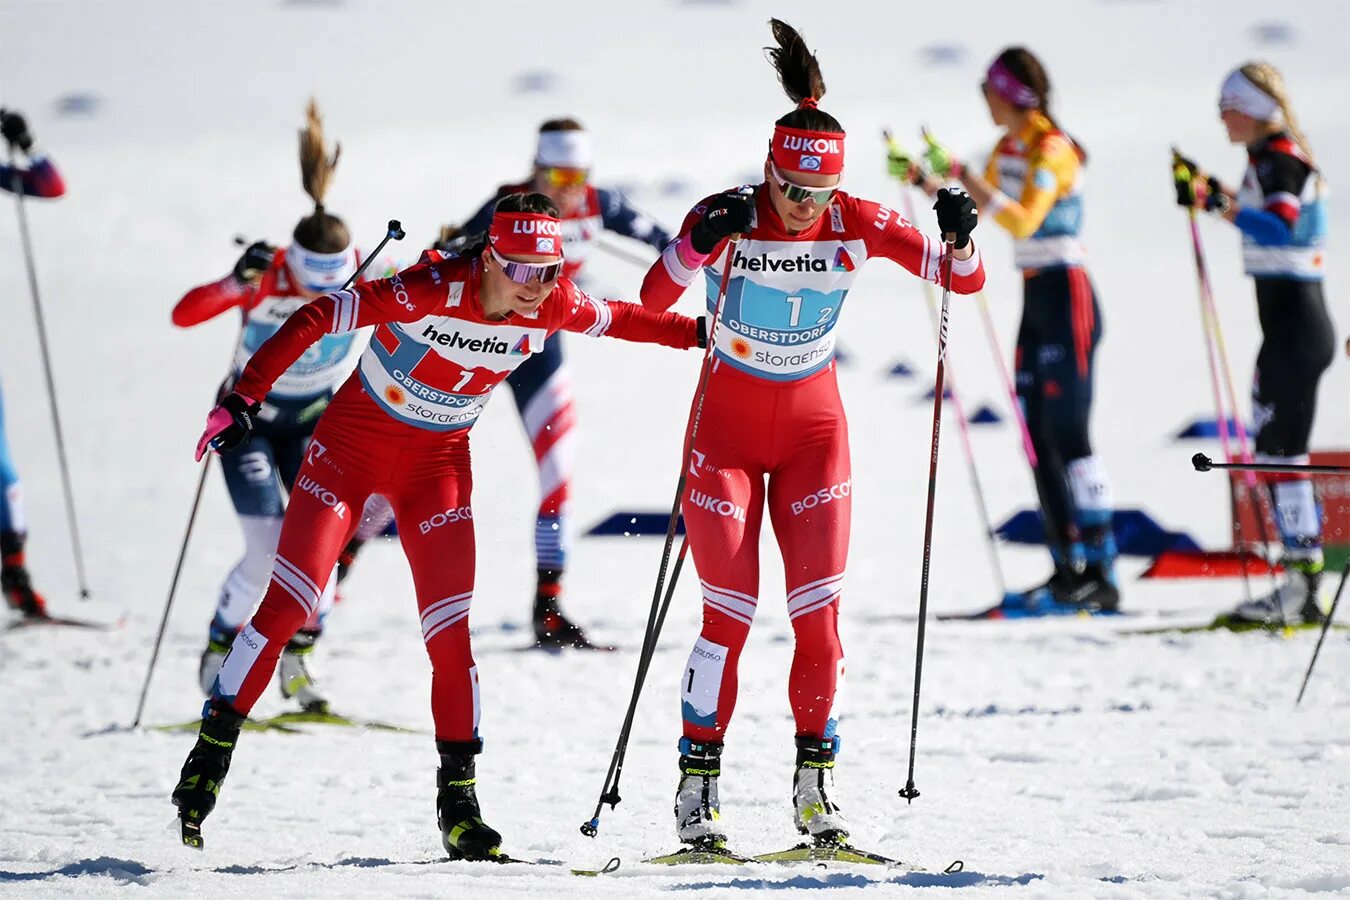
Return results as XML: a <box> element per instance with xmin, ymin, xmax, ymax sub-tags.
<box><xmin>765</xmin><ymin>19</ymin><xmax>844</xmax><ymax>134</ymax></box>
<box><xmin>995</xmin><ymin>47</ymin><xmax>1087</xmax><ymax>164</ymax></box>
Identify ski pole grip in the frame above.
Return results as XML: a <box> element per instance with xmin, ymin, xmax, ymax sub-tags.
<box><xmin>1192</xmin><ymin>452</ymin><xmax>1214</xmax><ymax>472</ymax></box>
<box><xmin>387</xmin><ymin>219</ymin><xmax>405</xmax><ymax>240</ymax></box>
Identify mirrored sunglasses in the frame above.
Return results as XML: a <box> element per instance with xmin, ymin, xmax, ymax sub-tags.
<box><xmin>539</xmin><ymin>166</ymin><xmax>589</xmax><ymax>188</ymax></box>
<box><xmin>490</xmin><ymin>246</ymin><xmax>562</xmax><ymax>284</ymax></box>
<box><xmin>770</xmin><ymin>163</ymin><xmax>839</xmax><ymax>205</ymax></box>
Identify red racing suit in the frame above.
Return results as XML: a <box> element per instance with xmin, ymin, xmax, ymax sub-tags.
<box><xmin>642</xmin><ymin>187</ymin><xmax>985</xmax><ymax>746</ymax></box>
<box><xmin>211</xmin><ymin>250</ymin><xmax>699</xmax><ymax>740</ymax></box>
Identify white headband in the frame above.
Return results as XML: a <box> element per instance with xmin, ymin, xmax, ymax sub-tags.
<box><xmin>1219</xmin><ymin>69</ymin><xmax>1282</xmax><ymax>124</ymax></box>
<box><xmin>535</xmin><ymin>129</ymin><xmax>594</xmax><ymax>169</ymax></box>
<box><xmin>288</xmin><ymin>243</ymin><xmax>358</xmax><ymax>293</ymax></box>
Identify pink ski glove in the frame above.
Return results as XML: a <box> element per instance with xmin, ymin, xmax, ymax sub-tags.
<box><xmin>195</xmin><ymin>392</ymin><xmax>262</xmax><ymax>461</ymax></box>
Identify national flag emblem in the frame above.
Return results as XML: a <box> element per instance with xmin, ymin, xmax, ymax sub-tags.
<box><xmin>832</xmin><ymin>247</ymin><xmax>855</xmax><ymax>272</ymax></box>
<box><xmin>510</xmin><ymin>334</ymin><xmax>532</xmax><ymax>355</ymax></box>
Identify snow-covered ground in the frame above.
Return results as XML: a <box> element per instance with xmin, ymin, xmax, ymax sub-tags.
<box><xmin>1</xmin><ymin>0</ymin><xmax>1347</xmax><ymax>896</ymax></box>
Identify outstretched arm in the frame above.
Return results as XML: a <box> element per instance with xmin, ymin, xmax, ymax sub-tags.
<box><xmin>557</xmin><ymin>284</ymin><xmax>700</xmax><ymax>349</ymax></box>
<box><xmin>855</xmin><ymin>197</ymin><xmax>985</xmax><ymax>293</ymax></box>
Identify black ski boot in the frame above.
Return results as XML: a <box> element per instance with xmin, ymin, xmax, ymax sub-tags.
<box><xmin>172</xmin><ymin>699</ymin><xmax>246</xmax><ymax>848</ymax></box>
<box><xmin>1057</xmin><ymin>564</ymin><xmax>1120</xmax><ymax>613</ymax></box>
<box><xmin>1</xmin><ymin>531</ymin><xmax>47</xmax><ymax>618</ymax></box>
<box><xmin>436</xmin><ymin>739</ymin><xmax>503</xmax><ymax>861</ymax></box>
<box><xmin>532</xmin><ymin>571</ymin><xmax>595</xmax><ymax>648</ymax></box>
<box><xmin>336</xmin><ymin>537</ymin><xmax>365</xmax><ymax>585</ymax></box>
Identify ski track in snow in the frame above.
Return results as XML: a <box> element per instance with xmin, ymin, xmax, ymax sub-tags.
<box><xmin>1</xmin><ymin>0</ymin><xmax>1349</xmax><ymax>897</ymax></box>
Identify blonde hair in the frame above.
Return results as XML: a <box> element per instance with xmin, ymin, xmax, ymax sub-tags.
<box><xmin>299</xmin><ymin>97</ymin><xmax>341</xmax><ymax>211</ymax></box>
<box><xmin>1240</xmin><ymin>61</ymin><xmax>1316</xmax><ymax>168</ymax></box>
<box><xmin>292</xmin><ymin>98</ymin><xmax>350</xmax><ymax>253</ymax></box>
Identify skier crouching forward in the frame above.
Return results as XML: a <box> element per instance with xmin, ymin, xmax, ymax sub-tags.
<box><xmin>640</xmin><ymin>20</ymin><xmax>984</xmax><ymax>850</ymax></box>
<box><xmin>172</xmin><ymin>193</ymin><xmax>705</xmax><ymax>858</ymax></box>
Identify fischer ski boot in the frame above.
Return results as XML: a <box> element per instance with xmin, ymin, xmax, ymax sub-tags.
<box><xmin>674</xmin><ymin>738</ymin><xmax>727</xmax><ymax>848</ymax></box>
<box><xmin>532</xmin><ymin>573</ymin><xmax>595</xmax><ymax>648</ymax></box>
<box><xmin>198</xmin><ymin>618</ymin><xmax>237</xmax><ymax>696</ymax></box>
<box><xmin>278</xmin><ymin>629</ymin><xmax>330</xmax><ymax>712</ymax></box>
<box><xmin>436</xmin><ymin>739</ymin><xmax>503</xmax><ymax>861</ymax></box>
<box><xmin>1</xmin><ymin>535</ymin><xmax>48</xmax><ymax>618</ymax></box>
<box><xmin>792</xmin><ymin>736</ymin><xmax>848</xmax><ymax>845</ymax></box>
<box><xmin>1228</xmin><ymin>558</ymin><xmax>1326</xmax><ymax>626</ymax></box>
<box><xmin>172</xmin><ymin>699</ymin><xmax>246</xmax><ymax>848</ymax></box>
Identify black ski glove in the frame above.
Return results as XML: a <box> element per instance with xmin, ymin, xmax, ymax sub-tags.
<box><xmin>933</xmin><ymin>187</ymin><xmax>977</xmax><ymax>249</ymax></box>
<box><xmin>696</xmin><ymin>316</ymin><xmax>709</xmax><ymax>349</ymax></box>
<box><xmin>195</xmin><ymin>392</ymin><xmax>263</xmax><ymax>460</ymax></box>
<box><xmin>232</xmin><ymin>241</ymin><xmax>276</xmax><ymax>284</ymax></box>
<box><xmin>0</xmin><ymin>110</ymin><xmax>34</xmax><ymax>154</ymax></box>
<box><xmin>690</xmin><ymin>188</ymin><xmax>754</xmax><ymax>255</ymax></box>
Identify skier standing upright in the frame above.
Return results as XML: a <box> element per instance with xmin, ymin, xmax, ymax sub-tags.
<box><xmin>640</xmin><ymin>20</ymin><xmax>984</xmax><ymax>850</ymax></box>
<box><xmin>1174</xmin><ymin>62</ymin><xmax>1335</xmax><ymax>625</ymax></box>
<box><xmin>1</xmin><ymin>108</ymin><xmax>67</xmax><ymax>618</ymax></box>
<box><xmin>904</xmin><ymin>47</ymin><xmax>1120</xmax><ymax>614</ymax></box>
<box><xmin>171</xmin><ymin>192</ymin><xmax>704</xmax><ymax>858</ymax></box>
<box><xmin>437</xmin><ymin>118</ymin><xmax>672</xmax><ymax>647</ymax></box>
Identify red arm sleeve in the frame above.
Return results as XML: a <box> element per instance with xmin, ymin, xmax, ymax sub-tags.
<box><xmin>850</xmin><ymin>196</ymin><xmax>986</xmax><ymax>294</ymax></box>
<box><xmin>233</xmin><ymin>263</ymin><xmax>446</xmax><ymax>401</ymax></box>
<box><xmin>640</xmin><ymin>200</ymin><xmax>724</xmax><ymax>311</ymax></box>
<box><xmin>557</xmin><ymin>283</ymin><xmax>698</xmax><ymax>349</ymax></box>
<box><xmin>171</xmin><ymin>274</ymin><xmax>253</xmax><ymax>328</ymax></box>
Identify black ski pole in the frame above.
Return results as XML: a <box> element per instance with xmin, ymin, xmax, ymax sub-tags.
<box><xmin>581</xmin><ymin>230</ymin><xmax>742</xmax><ymax>838</ymax></box>
<box><xmin>1296</xmin><ymin>564</ymin><xmax>1349</xmax><ymax>705</ymax></box>
<box><xmin>131</xmin><ymin>457</ymin><xmax>212</xmax><ymax>728</ymax></box>
<box><xmin>131</xmin><ymin>219</ymin><xmax>403</xmax><ymax>727</ymax></box>
<box><xmin>899</xmin><ymin>239</ymin><xmax>956</xmax><ymax>804</ymax></box>
<box><xmin>9</xmin><ymin>155</ymin><xmax>92</xmax><ymax>599</ymax></box>
<box><xmin>1193</xmin><ymin>453</ymin><xmax>1350</xmax><ymax>476</ymax></box>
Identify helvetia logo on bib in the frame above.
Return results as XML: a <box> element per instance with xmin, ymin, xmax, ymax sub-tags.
<box><xmin>833</xmin><ymin>247</ymin><xmax>855</xmax><ymax>272</ymax></box>
<box><xmin>510</xmin><ymin>334</ymin><xmax>532</xmax><ymax>355</ymax></box>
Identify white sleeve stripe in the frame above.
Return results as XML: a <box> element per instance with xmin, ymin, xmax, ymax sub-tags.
<box><xmin>329</xmin><ymin>290</ymin><xmax>359</xmax><ymax>333</ymax></box>
<box><xmin>1266</xmin><ymin>191</ymin><xmax>1301</xmax><ymax>209</ymax></box>
<box><xmin>584</xmin><ymin>296</ymin><xmax>613</xmax><ymax>337</ymax></box>
<box><xmin>661</xmin><ymin>243</ymin><xmax>699</xmax><ymax>287</ymax></box>
<box><xmin>951</xmin><ymin>244</ymin><xmax>982</xmax><ymax>277</ymax></box>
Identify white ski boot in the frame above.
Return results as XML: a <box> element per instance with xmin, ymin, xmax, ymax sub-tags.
<box><xmin>674</xmin><ymin>738</ymin><xmax>726</xmax><ymax>847</ymax></box>
<box><xmin>1229</xmin><ymin>560</ymin><xmax>1325</xmax><ymax>626</ymax></box>
<box><xmin>793</xmin><ymin>736</ymin><xmax>848</xmax><ymax>844</ymax></box>
<box><xmin>277</xmin><ymin>630</ymin><xmax>330</xmax><ymax>712</ymax></box>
